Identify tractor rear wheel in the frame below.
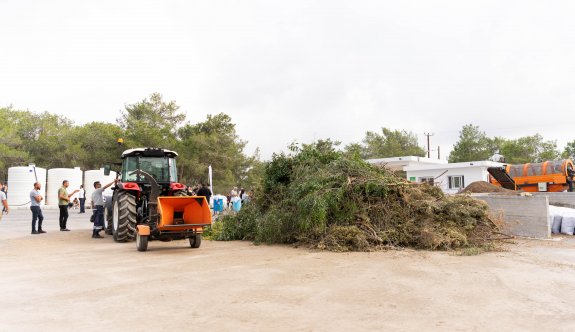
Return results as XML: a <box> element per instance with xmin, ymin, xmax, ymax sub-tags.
<box><xmin>136</xmin><ymin>233</ymin><xmax>149</xmax><ymax>252</ymax></box>
<box><xmin>112</xmin><ymin>191</ymin><xmax>137</xmax><ymax>243</ymax></box>
<box><xmin>189</xmin><ymin>234</ymin><xmax>202</xmax><ymax>248</ymax></box>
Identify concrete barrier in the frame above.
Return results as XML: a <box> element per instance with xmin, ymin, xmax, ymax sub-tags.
<box><xmin>471</xmin><ymin>194</ymin><xmax>550</xmax><ymax>239</ymax></box>
<box><xmin>531</xmin><ymin>192</ymin><xmax>575</xmax><ymax>209</ymax></box>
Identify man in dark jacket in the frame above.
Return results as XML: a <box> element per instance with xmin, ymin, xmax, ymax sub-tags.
<box><xmin>196</xmin><ymin>183</ymin><xmax>212</xmax><ymax>205</ymax></box>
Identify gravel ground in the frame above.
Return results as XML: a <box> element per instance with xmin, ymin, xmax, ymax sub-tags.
<box><xmin>1</xmin><ymin>209</ymin><xmax>574</xmax><ymax>332</ymax></box>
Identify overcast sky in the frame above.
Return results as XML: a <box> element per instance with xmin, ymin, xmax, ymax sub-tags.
<box><xmin>2</xmin><ymin>0</ymin><xmax>575</xmax><ymax>160</ymax></box>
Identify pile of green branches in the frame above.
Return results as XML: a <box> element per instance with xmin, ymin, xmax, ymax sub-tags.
<box><xmin>213</xmin><ymin>141</ymin><xmax>499</xmax><ymax>252</ymax></box>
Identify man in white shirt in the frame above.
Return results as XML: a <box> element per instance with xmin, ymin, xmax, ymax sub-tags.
<box><xmin>91</xmin><ymin>180</ymin><xmax>116</xmax><ymax>238</ymax></box>
<box><xmin>78</xmin><ymin>185</ymin><xmax>86</xmax><ymax>213</ymax></box>
<box><xmin>30</xmin><ymin>182</ymin><xmax>45</xmax><ymax>234</ymax></box>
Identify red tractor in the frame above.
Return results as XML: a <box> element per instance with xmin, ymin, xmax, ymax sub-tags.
<box><xmin>105</xmin><ymin>148</ymin><xmax>211</xmax><ymax>251</ymax></box>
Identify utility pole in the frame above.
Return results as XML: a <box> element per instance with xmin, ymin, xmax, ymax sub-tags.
<box><xmin>437</xmin><ymin>146</ymin><xmax>440</xmax><ymax>160</ymax></box>
<box><xmin>424</xmin><ymin>132</ymin><xmax>434</xmax><ymax>158</ymax></box>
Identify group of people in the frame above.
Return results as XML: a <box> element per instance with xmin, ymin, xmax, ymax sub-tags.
<box><xmin>229</xmin><ymin>186</ymin><xmax>252</xmax><ymax>209</ymax></box>
<box><xmin>0</xmin><ymin>179</ymin><xmax>254</xmax><ymax>235</ymax></box>
<box><xmin>0</xmin><ymin>179</ymin><xmax>116</xmax><ymax>239</ymax></box>
<box><xmin>211</xmin><ymin>186</ymin><xmax>253</xmax><ymax>214</ymax></box>
<box><xmin>54</xmin><ymin>179</ymin><xmax>116</xmax><ymax>238</ymax></box>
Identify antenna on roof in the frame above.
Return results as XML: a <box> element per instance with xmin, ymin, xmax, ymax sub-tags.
<box><xmin>424</xmin><ymin>132</ymin><xmax>434</xmax><ymax>158</ymax></box>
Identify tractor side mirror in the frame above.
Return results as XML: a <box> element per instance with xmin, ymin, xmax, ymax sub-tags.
<box><xmin>103</xmin><ymin>164</ymin><xmax>111</xmax><ymax>176</ymax></box>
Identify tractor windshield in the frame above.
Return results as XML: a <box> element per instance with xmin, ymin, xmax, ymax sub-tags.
<box><xmin>122</xmin><ymin>157</ymin><xmax>178</xmax><ymax>183</ymax></box>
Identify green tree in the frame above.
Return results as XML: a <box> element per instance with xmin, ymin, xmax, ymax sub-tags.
<box><xmin>0</xmin><ymin>107</ymin><xmax>29</xmax><ymax>180</ymax></box>
<box><xmin>1</xmin><ymin>101</ymin><xmax>260</xmax><ymax>193</ymax></box>
<box><xmin>500</xmin><ymin>134</ymin><xmax>559</xmax><ymax>164</ymax></box>
<box><xmin>562</xmin><ymin>140</ymin><xmax>575</xmax><ymax>160</ymax></box>
<box><xmin>449</xmin><ymin>124</ymin><xmax>492</xmax><ymax>162</ymax></box>
<box><xmin>450</xmin><ymin>125</ymin><xmax>560</xmax><ymax>163</ymax></box>
<box><xmin>177</xmin><ymin>113</ymin><xmax>253</xmax><ymax>193</ymax></box>
<box><xmin>75</xmin><ymin>122</ymin><xmax>125</xmax><ymax>169</ymax></box>
<box><xmin>343</xmin><ymin>142</ymin><xmax>363</xmax><ymax>159</ymax></box>
<box><xmin>118</xmin><ymin>92</ymin><xmax>185</xmax><ymax>148</ymax></box>
<box><xmin>357</xmin><ymin>128</ymin><xmax>425</xmax><ymax>159</ymax></box>
<box><xmin>21</xmin><ymin>112</ymin><xmax>78</xmax><ymax>169</ymax></box>
<box><xmin>241</xmin><ymin>148</ymin><xmax>266</xmax><ymax>191</ymax></box>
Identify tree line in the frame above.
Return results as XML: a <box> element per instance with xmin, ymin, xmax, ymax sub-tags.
<box><xmin>0</xmin><ymin>93</ymin><xmax>262</xmax><ymax>194</ymax></box>
<box><xmin>341</xmin><ymin>124</ymin><xmax>574</xmax><ymax>164</ymax></box>
<box><xmin>448</xmin><ymin>124</ymin><xmax>572</xmax><ymax>163</ymax></box>
<box><xmin>2</xmin><ymin>92</ymin><xmax>572</xmax><ymax>191</ymax></box>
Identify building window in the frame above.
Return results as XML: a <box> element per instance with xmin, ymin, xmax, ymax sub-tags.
<box><xmin>419</xmin><ymin>177</ymin><xmax>435</xmax><ymax>185</ymax></box>
<box><xmin>448</xmin><ymin>175</ymin><xmax>465</xmax><ymax>189</ymax></box>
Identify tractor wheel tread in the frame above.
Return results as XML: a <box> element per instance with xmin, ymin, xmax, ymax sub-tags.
<box><xmin>113</xmin><ymin>191</ymin><xmax>138</xmax><ymax>243</ymax></box>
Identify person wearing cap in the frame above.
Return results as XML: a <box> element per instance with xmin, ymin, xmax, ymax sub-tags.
<box><xmin>58</xmin><ymin>180</ymin><xmax>79</xmax><ymax>231</ymax></box>
<box><xmin>91</xmin><ymin>179</ymin><xmax>116</xmax><ymax>238</ymax></box>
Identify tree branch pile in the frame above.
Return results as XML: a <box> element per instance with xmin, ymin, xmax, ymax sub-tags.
<box><xmin>213</xmin><ymin>141</ymin><xmax>499</xmax><ymax>252</ymax></box>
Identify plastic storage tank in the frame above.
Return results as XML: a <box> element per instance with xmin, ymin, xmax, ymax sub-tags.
<box><xmin>46</xmin><ymin>167</ymin><xmax>83</xmax><ymax>206</ymax></box>
<box><xmin>7</xmin><ymin>165</ymin><xmax>47</xmax><ymax>207</ymax></box>
<box><xmin>84</xmin><ymin>168</ymin><xmax>117</xmax><ymax>207</ymax></box>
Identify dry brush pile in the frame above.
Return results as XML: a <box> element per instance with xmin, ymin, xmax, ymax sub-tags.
<box><xmin>212</xmin><ymin>142</ymin><xmax>500</xmax><ymax>252</ymax></box>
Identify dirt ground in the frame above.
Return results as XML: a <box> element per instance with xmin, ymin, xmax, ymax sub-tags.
<box><xmin>1</xmin><ymin>209</ymin><xmax>574</xmax><ymax>332</ymax></box>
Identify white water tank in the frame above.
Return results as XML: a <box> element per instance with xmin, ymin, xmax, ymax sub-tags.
<box><xmin>7</xmin><ymin>165</ymin><xmax>47</xmax><ymax>207</ymax></box>
<box><xmin>84</xmin><ymin>168</ymin><xmax>117</xmax><ymax>206</ymax></box>
<box><xmin>46</xmin><ymin>167</ymin><xmax>83</xmax><ymax>206</ymax></box>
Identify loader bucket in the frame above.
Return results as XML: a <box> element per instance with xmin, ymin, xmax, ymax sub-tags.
<box><xmin>156</xmin><ymin>196</ymin><xmax>212</xmax><ymax>232</ymax></box>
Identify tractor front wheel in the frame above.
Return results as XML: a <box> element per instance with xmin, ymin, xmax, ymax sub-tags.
<box><xmin>112</xmin><ymin>191</ymin><xmax>137</xmax><ymax>243</ymax></box>
<box><xmin>136</xmin><ymin>233</ymin><xmax>149</xmax><ymax>252</ymax></box>
<box><xmin>189</xmin><ymin>234</ymin><xmax>202</xmax><ymax>248</ymax></box>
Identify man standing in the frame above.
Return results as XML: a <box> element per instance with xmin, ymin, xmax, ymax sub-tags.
<box><xmin>30</xmin><ymin>182</ymin><xmax>45</xmax><ymax>234</ymax></box>
<box><xmin>78</xmin><ymin>185</ymin><xmax>86</xmax><ymax>213</ymax></box>
<box><xmin>58</xmin><ymin>180</ymin><xmax>79</xmax><ymax>231</ymax></box>
<box><xmin>91</xmin><ymin>180</ymin><xmax>116</xmax><ymax>238</ymax></box>
<box><xmin>197</xmin><ymin>183</ymin><xmax>212</xmax><ymax>206</ymax></box>
<box><xmin>0</xmin><ymin>182</ymin><xmax>8</xmax><ymax>222</ymax></box>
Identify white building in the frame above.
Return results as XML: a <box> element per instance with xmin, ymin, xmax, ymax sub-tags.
<box><xmin>404</xmin><ymin>160</ymin><xmax>506</xmax><ymax>194</ymax></box>
<box><xmin>366</xmin><ymin>156</ymin><xmax>446</xmax><ymax>172</ymax></box>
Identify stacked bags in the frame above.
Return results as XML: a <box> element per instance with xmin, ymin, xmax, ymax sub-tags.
<box><xmin>548</xmin><ymin>205</ymin><xmax>575</xmax><ymax>235</ymax></box>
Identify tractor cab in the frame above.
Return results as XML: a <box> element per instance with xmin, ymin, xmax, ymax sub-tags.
<box><xmin>121</xmin><ymin>148</ymin><xmax>178</xmax><ymax>183</ymax></box>
<box><xmin>116</xmin><ymin>148</ymin><xmax>185</xmax><ymax>195</ymax></box>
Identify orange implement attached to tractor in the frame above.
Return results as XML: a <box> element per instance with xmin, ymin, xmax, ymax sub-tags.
<box><xmin>488</xmin><ymin>159</ymin><xmax>575</xmax><ymax>192</ymax></box>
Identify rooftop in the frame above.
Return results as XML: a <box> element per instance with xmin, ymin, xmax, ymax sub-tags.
<box><xmin>366</xmin><ymin>156</ymin><xmax>447</xmax><ymax>171</ymax></box>
<box><xmin>404</xmin><ymin>160</ymin><xmax>506</xmax><ymax>171</ymax></box>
